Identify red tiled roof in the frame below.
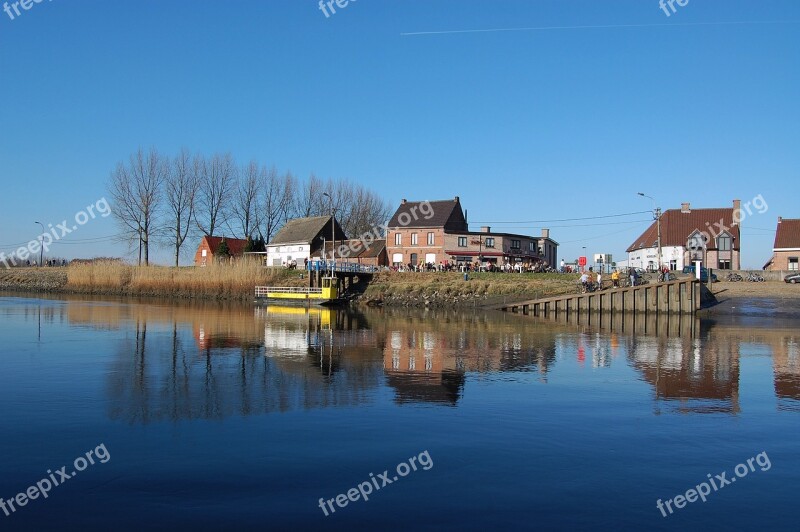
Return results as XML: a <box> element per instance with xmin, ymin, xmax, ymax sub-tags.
<box><xmin>202</xmin><ymin>236</ymin><xmax>249</xmax><ymax>256</ymax></box>
<box><xmin>627</xmin><ymin>208</ymin><xmax>740</xmax><ymax>252</ymax></box>
<box><xmin>774</xmin><ymin>219</ymin><xmax>800</xmax><ymax>249</ymax></box>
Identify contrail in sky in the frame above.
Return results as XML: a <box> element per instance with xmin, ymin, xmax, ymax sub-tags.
<box><xmin>400</xmin><ymin>20</ymin><xmax>800</xmax><ymax>37</ymax></box>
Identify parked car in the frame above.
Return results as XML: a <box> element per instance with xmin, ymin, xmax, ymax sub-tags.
<box><xmin>785</xmin><ymin>273</ymin><xmax>800</xmax><ymax>284</ymax></box>
<box><xmin>682</xmin><ymin>265</ymin><xmax>718</xmax><ymax>283</ymax></box>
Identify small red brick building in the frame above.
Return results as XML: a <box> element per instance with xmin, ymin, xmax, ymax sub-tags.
<box><xmin>764</xmin><ymin>217</ymin><xmax>800</xmax><ymax>272</ymax></box>
<box><xmin>194</xmin><ymin>236</ymin><xmax>249</xmax><ymax>267</ymax></box>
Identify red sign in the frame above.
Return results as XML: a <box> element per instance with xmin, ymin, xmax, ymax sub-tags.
<box><xmin>578</xmin><ymin>256</ymin><xmax>587</xmax><ymax>266</ymax></box>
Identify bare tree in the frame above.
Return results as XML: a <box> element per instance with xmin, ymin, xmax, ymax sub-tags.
<box><xmin>292</xmin><ymin>173</ymin><xmax>325</xmax><ymax>219</ymax></box>
<box><xmin>230</xmin><ymin>160</ymin><xmax>260</xmax><ymax>238</ymax></box>
<box><xmin>196</xmin><ymin>152</ymin><xmax>235</xmax><ymax>236</ymax></box>
<box><xmin>344</xmin><ymin>185</ymin><xmax>392</xmax><ymax>237</ymax></box>
<box><xmin>261</xmin><ymin>167</ymin><xmax>295</xmax><ymax>243</ymax></box>
<box><xmin>108</xmin><ymin>148</ymin><xmax>167</xmax><ymax>265</ymax></box>
<box><xmin>163</xmin><ymin>148</ymin><xmax>198</xmax><ymax>266</ymax></box>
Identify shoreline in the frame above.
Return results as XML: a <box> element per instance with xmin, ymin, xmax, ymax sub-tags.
<box><xmin>2</xmin><ymin>267</ymin><xmax>798</xmax><ymax>308</ymax></box>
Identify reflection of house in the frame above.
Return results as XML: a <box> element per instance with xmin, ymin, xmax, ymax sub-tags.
<box><xmin>266</xmin><ymin>216</ymin><xmax>347</xmax><ymax>267</ymax></box>
<box><xmin>763</xmin><ymin>217</ymin><xmax>800</xmax><ymax>272</ymax></box>
<box><xmin>770</xmin><ymin>333</ymin><xmax>800</xmax><ymax>403</ymax></box>
<box><xmin>194</xmin><ymin>236</ymin><xmax>249</xmax><ymax>267</ymax></box>
<box><xmin>385</xmin><ymin>197</ymin><xmax>558</xmax><ymax>269</ymax></box>
<box><xmin>627</xmin><ymin>200</ymin><xmax>741</xmax><ymax>271</ymax></box>
<box><xmin>628</xmin><ymin>332</ymin><xmax>741</xmax><ymax>414</ymax></box>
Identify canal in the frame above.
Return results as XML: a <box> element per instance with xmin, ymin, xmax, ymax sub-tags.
<box><xmin>0</xmin><ymin>294</ymin><xmax>797</xmax><ymax>530</ymax></box>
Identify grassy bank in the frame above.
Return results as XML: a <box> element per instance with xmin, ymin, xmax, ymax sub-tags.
<box><xmin>359</xmin><ymin>271</ymin><xmax>579</xmax><ymax>306</ymax></box>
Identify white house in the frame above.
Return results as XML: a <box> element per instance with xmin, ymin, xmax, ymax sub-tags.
<box><xmin>626</xmin><ymin>200</ymin><xmax>742</xmax><ymax>271</ymax></box>
<box><xmin>266</xmin><ymin>216</ymin><xmax>347</xmax><ymax>267</ymax></box>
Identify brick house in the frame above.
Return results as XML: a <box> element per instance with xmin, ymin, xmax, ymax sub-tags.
<box><xmin>385</xmin><ymin>197</ymin><xmax>558</xmax><ymax>269</ymax></box>
<box><xmin>314</xmin><ymin>239</ymin><xmax>388</xmax><ymax>268</ymax></box>
<box><xmin>194</xmin><ymin>236</ymin><xmax>249</xmax><ymax>267</ymax></box>
<box><xmin>763</xmin><ymin>217</ymin><xmax>800</xmax><ymax>272</ymax></box>
<box><xmin>626</xmin><ymin>200</ymin><xmax>742</xmax><ymax>271</ymax></box>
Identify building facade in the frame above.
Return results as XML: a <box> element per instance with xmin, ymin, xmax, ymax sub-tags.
<box><xmin>194</xmin><ymin>236</ymin><xmax>249</xmax><ymax>267</ymax></box>
<box><xmin>266</xmin><ymin>216</ymin><xmax>347</xmax><ymax>267</ymax></box>
<box><xmin>626</xmin><ymin>200</ymin><xmax>742</xmax><ymax>271</ymax></box>
<box><xmin>764</xmin><ymin>217</ymin><xmax>800</xmax><ymax>271</ymax></box>
<box><xmin>385</xmin><ymin>197</ymin><xmax>558</xmax><ymax>269</ymax></box>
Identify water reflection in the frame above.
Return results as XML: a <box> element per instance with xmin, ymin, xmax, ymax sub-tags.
<box><xmin>9</xmin><ymin>294</ymin><xmax>798</xmax><ymax>420</ymax></box>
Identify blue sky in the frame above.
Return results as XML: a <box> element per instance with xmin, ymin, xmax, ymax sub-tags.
<box><xmin>0</xmin><ymin>0</ymin><xmax>798</xmax><ymax>267</ymax></box>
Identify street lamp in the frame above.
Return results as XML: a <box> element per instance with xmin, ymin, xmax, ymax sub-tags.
<box><xmin>35</xmin><ymin>221</ymin><xmax>45</xmax><ymax>267</ymax></box>
<box><xmin>638</xmin><ymin>193</ymin><xmax>662</xmax><ymax>272</ymax></box>
<box><xmin>322</xmin><ymin>192</ymin><xmax>335</xmax><ymax>274</ymax></box>
<box><xmin>582</xmin><ymin>246</ymin><xmax>587</xmax><ymax>272</ymax></box>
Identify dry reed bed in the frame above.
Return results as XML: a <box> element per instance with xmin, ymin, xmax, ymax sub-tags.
<box><xmin>66</xmin><ymin>261</ymin><xmax>304</xmax><ymax>300</ymax></box>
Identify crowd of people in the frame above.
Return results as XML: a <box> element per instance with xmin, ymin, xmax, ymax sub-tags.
<box><xmin>390</xmin><ymin>260</ymin><xmax>556</xmax><ymax>273</ymax></box>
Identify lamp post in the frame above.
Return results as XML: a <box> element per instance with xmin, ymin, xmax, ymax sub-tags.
<box><xmin>638</xmin><ymin>193</ymin><xmax>662</xmax><ymax>272</ymax></box>
<box><xmin>582</xmin><ymin>246</ymin><xmax>587</xmax><ymax>272</ymax></box>
<box><xmin>35</xmin><ymin>221</ymin><xmax>45</xmax><ymax>266</ymax></box>
<box><xmin>322</xmin><ymin>192</ymin><xmax>334</xmax><ymax>274</ymax></box>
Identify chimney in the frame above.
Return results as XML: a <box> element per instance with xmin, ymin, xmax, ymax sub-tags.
<box><xmin>401</xmin><ymin>199</ymin><xmax>407</xmax><ymax>205</ymax></box>
<box><xmin>454</xmin><ymin>196</ymin><xmax>460</xmax><ymax>203</ymax></box>
<box><xmin>681</xmin><ymin>202</ymin><xmax>691</xmax><ymax>213</ymax></box>
<box><xmin>481</xmin><ymin>226</ymin><xmax>491</xmax><ymax>233</ymax></box>
<box><xmin>541</xmin><ymin>228</ymin><xmax>550</xmax><ymax>239</ymax></box>
<box><xmin>732</xmin><ymin>199</ymin><xmax>741</xmax><ymax>225</ymax></box>
<box><xmin>778</xmin><ymin>216</ymin><xmax>783</xmax><ymax>223</ymax></box>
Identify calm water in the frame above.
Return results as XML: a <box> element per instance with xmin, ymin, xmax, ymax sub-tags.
<box><xmin>0</xmin><ymin>294</ymin><xmax>798</xmax><ymax>531</ymax></box>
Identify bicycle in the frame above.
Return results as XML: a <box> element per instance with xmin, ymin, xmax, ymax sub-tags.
<box><xmin>726</xmin><ymin>273</ymin><xmax>743</xmax><ymax>282</ymax></box>
<box><xmin>747</xmin><ymin>272</ymin><xmax>765</xmax><ymax>282</ymax></box>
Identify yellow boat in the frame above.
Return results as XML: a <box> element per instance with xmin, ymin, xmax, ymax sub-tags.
<box><xmin>254</xmin><ymin>276</ymin><xmax>342</xmax><ymax>306</ymax></box>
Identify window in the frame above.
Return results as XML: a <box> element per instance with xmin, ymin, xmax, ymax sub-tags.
<box><xmin>485</xmin><ymin>237</ymin><xmax>494</xmax><ymax>248</ymax></box>
<box><xmin>411</xmin><ymin>233</ymin><xmax>418</xmax><ymax>245</ymax></box>
<box><xmin>511</xmin><ymin>239</ymin><xmax>521</xmax><ymax>249</ymax></box>
<box><xmin>718</xmin><ymin>235</ymin><xmax>732</xmax><ymax>251</ymax></box>
<box><xmin>718</xmin><ymin>259</ymin><xmax>731</xmax><ymax>270</ymax></box>
<box><xmin>790</xmin><ymin>257</ymin><xmax>799</xmax><ymax>271</ymax></box>
<box><xmin>427</xmin><ymin>232</ymin><xmax>435</xmax><ymax>245</ymax></box>
<box><xmin>458</xmin><ymin>237</ymin><xmax>467</xmax><ymax>247</ymax></box>
<box><xmin>394</xmin><ymin>233</ymin><xmax>402</xmax><ymax>246</ymax></box>
<box><xmin>688</xmin><ymin>232</ymin><xmax>705</xmax><ymax>250</ymax></box>
<box><xmin>670</xmin><ymin>260</ymin><xmax>677</xmax><ymax>271</ymax></box>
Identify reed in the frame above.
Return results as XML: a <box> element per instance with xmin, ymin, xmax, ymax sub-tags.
<box><xmin>66</xmin><ymin>260</ymin><xmax>304</xmax><ymax>300</ymax></box>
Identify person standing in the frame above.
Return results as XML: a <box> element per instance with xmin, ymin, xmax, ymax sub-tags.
<box><xmin>630</xmin><ymin>269</ymin><xmax>637</xmax><ymax>287</ymax></box>
<box><xmin>597</xmin><ymin>270</ymin><xmax>603</xmax><ymax>290</ymax></box>
<box><xmin>611</xmin><ymin>269</ymin><xmax>620</xmax><ymax>288</ymax></box>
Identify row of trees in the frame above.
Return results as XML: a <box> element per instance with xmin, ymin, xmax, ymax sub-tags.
<box><xmin>108</xmin><ymin>148</ymin><xmax>392</xmax><ymax>265</ymax></box>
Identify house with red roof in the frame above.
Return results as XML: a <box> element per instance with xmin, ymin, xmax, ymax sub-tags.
<box><xmin>626</xmin><ymin>200</ymin><xmax>741</xmax><ymax>271</ymax></box>
<box><xmin>194</xmin><ymin>236</ymin><xmax>250</xmax><ymax>267</ymax></box>
<box><xmin>763</xmin><ymin>217</ymin><xmax>800</xmax><ymax>272</ymax></box>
